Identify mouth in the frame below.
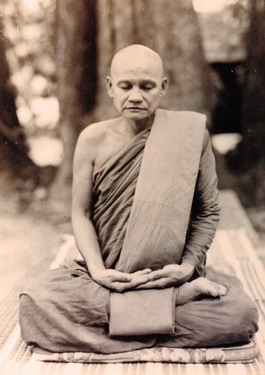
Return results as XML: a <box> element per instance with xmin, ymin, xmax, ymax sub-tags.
<box><xmin>126</xmin><ymin>107</ymin><xmax>145</xmax><ymax>111</ymax></box>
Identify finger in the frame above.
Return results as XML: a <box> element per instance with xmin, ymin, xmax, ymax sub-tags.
<box><xmin>148</xmin><ymin>269</ymin><xmax>167</xmax><ymax>280</ymax></box>
<box><xmin>108</xmin><ymin>278</ymin><xmax>143</xmax><ymax>292</ymax></box>
<box><xmin>109</xmin><ymin>284</ymin><xmax>124</xmax><ymax>292</ymax></box>
<box><xmin>108</xmin><ymin>281</ymin><xmax>133</xmax><ymax>292</ymax></box>
<box><xmin>131</xmin><ymin>273</ymin><xmax>152</xmax><ymax>286</ymax></box>
<box><xmin>133</xmin><ymin>269</ymin><xmax>152</xmax><ymax>276</ymax></box>
<box><xmin>111</xmin><ymin>277</ymin><xmax>131</xmax><ymax>283</ymax></box>
<box><xmin>111</xmin><ymin>277</ymin><xmax>173</xmax><ymax>292</ymax></box>
<box><xmin>135</xmin><ymin>277</ymin><xmax>172</xmax><ymax>289</ymax></box>
<box><xmin>109</xmin><ymin>273</ymin><xmax>174</xmax><ymax>292</ymax></box>
<box><xmin>110</xmin><ymin>272</ymin><xmax>132</xmax><ymax>282</ymax></box>
<box><xmin>111</xmin><ymin>279</ymin><xmax>149</xmax><ymax>292</ymax></box>
<box><xmin>150</xmin><ymin>265</ymin><xmax>175</xmax><ymax>279</ymax></box>
<box><xmin>117</xmin><ymin>274</ymin><xmax>152</xmax><ymax>290</ymax></box>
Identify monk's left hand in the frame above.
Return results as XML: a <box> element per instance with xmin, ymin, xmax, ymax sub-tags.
<box><xmin>135</xmin><ymin>263</ymin><xmax>195</xmax><ymax>289</ymax></box>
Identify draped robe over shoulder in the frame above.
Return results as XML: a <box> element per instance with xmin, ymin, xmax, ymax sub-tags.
<box><xmin>19</xmin><ymin>110</ymin><xmax>258</xmax><ymax>354</ymax></box>
<box><xmin>93</xmin><ymin>109</ymin><xmax>215</xmax><ymax>274</ymax></box>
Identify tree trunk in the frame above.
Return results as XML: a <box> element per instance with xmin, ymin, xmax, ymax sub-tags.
<box><xmin>230</xmin><ymin>0</ymin><xmax>265</xmax><ymax>205</ymax></box>
<box><xmin>51</xmin><ymin>0</ymin><xmax>216</xmax><ymax>213</ymax></box>
<box><xmin>0</xmin><ymin>18</ymin><xmax>37</xmax><ymax>181</ymax></box>
<box><xmin>96</xmin><ymin>0</ymin><xmax>216</xmax><ymax>121</ymax></box>
<box><xmin>49</xmin><ymin>0</ymin><xmax>97</xmax><ymax>210</ymax></box>
<box><xmin>242</xmin><ymin>0</ymin><xmax>265</xmax><ymax>161</ymax></box>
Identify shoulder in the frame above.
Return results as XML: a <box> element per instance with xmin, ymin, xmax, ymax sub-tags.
<box><xmin>161</xmin><ymin>109</ymin><xmax>206</xmax><ymax>126</ymax></box>
<box><xmin>161</xmin><ymin>110</ymin><xmax>208</xmax><ymax>153</ymax></box>
<box><xmin>75</xmin><ymin>117</ymin><xmax>122</xmax><ymax>157</ymax></box>
<box><xmin>73</xmin><ymin>118</ymin><xmax>118</xmax><ymax>166</ymax></box>
<box><xmin>77</xmin><ymin>117</ymin><xmax>120</xmax><ymax>145</ymax></box>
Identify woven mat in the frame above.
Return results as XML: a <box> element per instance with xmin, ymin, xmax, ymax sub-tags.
<box><xmin>1</xmin><ymin>229</ymin><xmax>265</xmax><ymax>375</ymax></box>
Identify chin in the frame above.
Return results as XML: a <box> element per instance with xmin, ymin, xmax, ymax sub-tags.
<box><xmin>123</xmin><ymin>111</ymin><xmax>149</xmax><ymax>121</ymax></box>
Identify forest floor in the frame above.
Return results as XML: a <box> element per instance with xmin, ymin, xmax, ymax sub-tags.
<box><xmin>0</xmin><ymin>172</ymin><xmax>71</xmax><ymax>304</ymax></box>
<box><xmin>215</xmin><ymin>151</ymin><xmax>265</xmax><ymax>262</ymax></box>
<box><xmin>0</xmin><ymin>153</ymin><xmax>264</xmax><ymax>306</ymax></box>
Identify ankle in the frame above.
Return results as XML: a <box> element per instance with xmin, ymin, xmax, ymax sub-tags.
<box><xmin>175</xmin><ymin>282</ymin><xmax>198</xmax><ymax>306</ymax></box>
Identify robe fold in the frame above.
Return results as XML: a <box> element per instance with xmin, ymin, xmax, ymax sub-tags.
<box><xmin>19</xmin><ymin>110</ymin><xmax>258</xmax><ymax>354</ymax></box>
<box><xmin>92</xmin><ymin>127</ymin><xmax>150</xmax><ymax>269</ymax></box>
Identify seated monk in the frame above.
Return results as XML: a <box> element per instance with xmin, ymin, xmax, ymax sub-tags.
<box><xmin>19</xmin><ymin>45</ymin><xmax>258</xmax><ymax>354</ymax></box>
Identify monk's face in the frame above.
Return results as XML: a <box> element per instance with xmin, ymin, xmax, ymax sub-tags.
<box><xmin>106</xmin><ymin>46</ymin><xmax>168</xmax><ymax>121</ymax></box>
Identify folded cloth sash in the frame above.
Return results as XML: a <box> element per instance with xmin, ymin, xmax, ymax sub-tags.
<box><xmin>109</xmin><ymin>287</ymin><xmax>176</xmax><ymax>336</ymax></box>
<box><xmin>109</xmin><ymin>110</ymin><xmax>206</xmax><ymax>337</ymax></box>
<box><xmin>116</xmin><ymin>109</ymin><xmax>206</xmax><ymax>273</ymax></box>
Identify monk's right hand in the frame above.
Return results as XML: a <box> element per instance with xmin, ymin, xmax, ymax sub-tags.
<box><xmin>91</xmin><ymin>268</ymin><xmax>153</xmax><ymax>292</ymax></box>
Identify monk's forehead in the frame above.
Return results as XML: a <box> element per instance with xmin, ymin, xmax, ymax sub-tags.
<box><xmin>110</xmin><ymin>46</ymin><xmax>164</xmax><ymax>78</ymax></box>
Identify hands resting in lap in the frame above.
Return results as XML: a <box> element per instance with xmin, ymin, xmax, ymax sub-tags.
<box><xmin>92</xmin><ymin>263</ymin><xmax>195</xmax><ymax>292</ymax></box>
<box><xmin>92</xmin><ymin>264</ymin><xmax>227</xmax><ymax>300</ymax></box>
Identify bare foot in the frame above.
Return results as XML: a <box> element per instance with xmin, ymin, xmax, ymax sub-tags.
<box><xmin>175</xmin><ymin>278</ymin><xmax>227</xmax><ymax>306</ymax></box>
<box><xmin>192</xmin><ymin>277</ymin><xmax>227</xmax><ymax>297</ymax></box>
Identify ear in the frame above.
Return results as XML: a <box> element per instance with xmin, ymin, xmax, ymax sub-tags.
<box><xmin>106</xmin><ymin>76</ymin><xmax>114</xmax><ymax>98</ymax></box>
<box><xmin>160</xmin><ymin>77</ymin><xmax>168</xmax><ymax>98</ymax></box>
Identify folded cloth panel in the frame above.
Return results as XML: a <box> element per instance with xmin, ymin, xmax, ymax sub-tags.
<box><xmin>109</xmin><ymin>287</ymin><xmax>176</xmax><ymax>336</ymax></box>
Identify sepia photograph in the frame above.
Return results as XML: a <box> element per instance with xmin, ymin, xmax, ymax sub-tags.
<box><xmin>0</xmin><ymin>0</ymin><xmax>264</xmax><ymax>374</ymax></box>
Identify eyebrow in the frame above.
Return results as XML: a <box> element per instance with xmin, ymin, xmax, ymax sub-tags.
<box><xmin>117</xmin><ymin>80</ymin><xmax>157</xmax><ymax>86</ymax></box>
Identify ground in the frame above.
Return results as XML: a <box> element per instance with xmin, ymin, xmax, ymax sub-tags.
<box><xmin>215</xmin><ymin>150</ymin><xmax>265</xmax><ymax>266</ymax></box>
<box><xmin>0</xmin><ymin>174</ymin><xmax>71</xmax><ymax>304</ymax></box>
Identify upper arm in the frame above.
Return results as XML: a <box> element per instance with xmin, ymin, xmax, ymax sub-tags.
<box><xmin>193</xmin><ymin>129</ymin><xmax>220</xmax><ymax>215</ymax></box>
<box><xmin>72</xmin><ymin>129</ymin><xmax>97</xmax><ymax>218</ymax></box>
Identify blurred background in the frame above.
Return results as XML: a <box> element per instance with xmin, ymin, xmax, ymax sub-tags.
<box><xmin>0</xmin><ymin>0</ymin><xmax>264</xmax><ymax>298</ymax></box>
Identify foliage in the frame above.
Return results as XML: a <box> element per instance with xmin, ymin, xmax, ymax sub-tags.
<box><xmin>2</xmin><ymin>0</ymin><xmax>60</xmax><ymax>161</ymax></box>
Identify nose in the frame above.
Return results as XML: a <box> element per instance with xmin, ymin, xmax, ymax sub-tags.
<box><xmin>128</xmin><ymin>87</ymin><xmax>142</xmax><ymax>103</ymax></box>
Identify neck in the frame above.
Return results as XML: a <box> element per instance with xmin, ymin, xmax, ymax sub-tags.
<box><xmin>121</xmin><ymin>113</ymin><xmax>155</xmax><ymax>136</ymax></box>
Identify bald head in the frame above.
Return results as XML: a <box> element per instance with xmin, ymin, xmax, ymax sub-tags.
<box><xmin>110</xmin><ymin>45</ymin><xmax>164</xmax><ymax>79</ymax></box>
<box><xmin>106</xmin><ymin>45</ymin><xmax>168</xmax><ymax>121</ymax></box>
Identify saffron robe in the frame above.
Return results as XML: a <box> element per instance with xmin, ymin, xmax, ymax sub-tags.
<box><xmin>93</xmin><ymin>110</ymin><xmax>220</xmax><ymax>275</ymax></box>
<box><xmin>19</xmin><ymin>110</ymin><xmax>258</xmax><ymax>354</ymax></box>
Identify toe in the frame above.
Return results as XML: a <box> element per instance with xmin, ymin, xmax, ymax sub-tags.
<box><xmin>211</xmin><ymin>284</ymin><xmax>227</xmax><ymax>296</ymax></box>
<box><xmin>218</xmin><ymin>285</ymin><xmax>227</xmax><ymax>296</ymax></box>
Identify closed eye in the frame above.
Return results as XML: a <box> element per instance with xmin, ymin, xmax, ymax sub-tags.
<box><xmin>118</xmin><ymin>83</ymin><xmax>132</xmax><ymax>90</ymax></box>
<box><xmin>141</xmin><ymin>85</ymin><xmax>154</xmax><ymax>90</ymax></box>
<box><xmin>140</xmin><ymin>81</ymin><xmax>157</xmax><ymax>90</ymax></box>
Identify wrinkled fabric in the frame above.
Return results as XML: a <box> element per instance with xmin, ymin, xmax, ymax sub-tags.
<box><xmin>92</xmin><ymin>127</ymin><xmax>150</xmax><ymax>269</ymax></box>
<box><xmin>19</xmin><ymin>110</ymin><xmax>258</xmax><ymax>353</ymax></box>
<box><xmin>20</xmin><ymin>261</ymin><xmax>156</xmax><ymax>353</ymax></box>
<box><xmin>181</xmin><ymin>129</ymin><xmax>221</xmax><ymax>275</ymax></box>
<box><xmin>109</xmin><ymin>287</ymin><xmax>176</xmax><ymax>336</ymax></box>
<box><xmin>93</xmin><ymin>110</ymin><xmax>220</xmax><ymax>275</ymax></box>
<box><xmin>20</xmin><ymin>262</ymin><xmax>258</xmax><ymax>353</ymax></box>
<box><xmin>116</xmin><ymin>110</ymin><xmax>208</xmax><ymax>273</ymax></box>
